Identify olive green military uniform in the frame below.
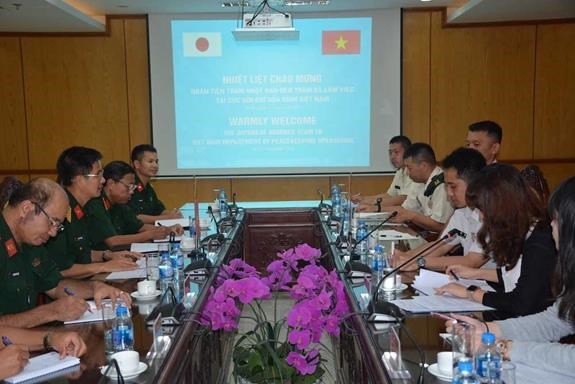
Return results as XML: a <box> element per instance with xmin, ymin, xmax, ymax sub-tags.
<box><xmin>0</xmin><ymin>214</ymin><xmax>61</xmax><ymax>315</ymax></box>
<box><xmin>45</xmin><ymin>190</ymin><xmax>92</xmax><ymax>271</ymax></box>
<box><xmin>401</xmin><ymin>166</ymin><xmax>454</xmax><ymax>224</ymax></box>
<box><xmin>85</xmin><ymin>193</ymin><xmax>144</xmax><ymax>250</ymax></box>
<box><xmin>127</xmin><ymin>175</ymin><xmax>166</xmax><ymax>216</ymax></box>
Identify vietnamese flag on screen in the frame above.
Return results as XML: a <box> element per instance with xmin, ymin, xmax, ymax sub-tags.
<box><xmin>322</xmin><ymin>30</ymin><xmax>361</xmax><ymax>55</ymax></box>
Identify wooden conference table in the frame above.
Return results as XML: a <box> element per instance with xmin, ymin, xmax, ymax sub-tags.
<box><xmin>29</xmin><ymin>201</ymin><xmax>451</xmax><ymax>384</ymax></box>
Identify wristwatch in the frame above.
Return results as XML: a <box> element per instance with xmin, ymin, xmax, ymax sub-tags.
<box><xmin>466</xmin><ymin>285</ymin><xmax>478</xmax><ymax>300</ymax></box>
<box><xmin>417</xmin><ymin>257</ymin><xmax>426</xmax><ymax>268</ymax></box>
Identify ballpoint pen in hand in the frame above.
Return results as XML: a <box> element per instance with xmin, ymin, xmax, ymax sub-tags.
<box><xmin>64</xmin><ymin>287</ymin><xmax>92</xmax><ymax>313</ymax></box>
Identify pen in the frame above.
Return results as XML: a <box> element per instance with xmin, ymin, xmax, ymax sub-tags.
<box><xmin>2</xmin><ymin>336</ymin><xmax>12</xmax><ymax>346</ymax></box>
<box><xmin>450</xmin><ymin>270</ymin><xmax>460</xmax><ymax>281</ymax></box>
<box><xmin>64</xmin><ymin>287</ymin><xmax>92</xmax><ymax>313</ymax></box>
<box><xmin>64</xmin><ymin>287</ymin><xmax>75</xmax><ymax>296</ymax></box>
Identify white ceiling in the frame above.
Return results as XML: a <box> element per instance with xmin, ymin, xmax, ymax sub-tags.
<box><xmin>0</xmin><ymin>0</ymin><xmax>573</xmax><ymax>33</ymax></box>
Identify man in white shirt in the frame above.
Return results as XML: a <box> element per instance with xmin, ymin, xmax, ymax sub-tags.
<box><xmin>395</xmin><ymin>147</ymin><xmax>491</xmax><ymax>271</ymax></box>
<box><xmin>354</xmin><ymin>135</ymin><xmax>422</xmax><ymax>211</ymax></box>
<box><xmin>466</xmin><ymin>120</ymin><xmax>502</xmax><ymax>165</ymax></box>
<box><xmin>389</xmin><ymin>143</ymin><xmax>454</xmax><ymax>233</ymax></box>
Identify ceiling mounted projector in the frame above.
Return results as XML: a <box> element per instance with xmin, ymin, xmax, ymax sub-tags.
<box><xmin>233</xmin><ymin>12</ymin><xmax>300</xmax><ymax>41</ymax></box>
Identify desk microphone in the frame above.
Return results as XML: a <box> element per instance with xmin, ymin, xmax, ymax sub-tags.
<box><xmin>317</xmin><ymin>189</ymin><xmax>332</xmax><ymax>215</ymax></box>
<box><xmin>368</xmin><ymin>228</ymin><xmax>463</xmax><ymax>321</ymax></box>
<box><xmin>202</xmin><ymin>206</ymin><xmax>225</xmax><ymax>246</ymax></box>
<box><xmin>345</xmin><ymin>211</ymin><xmax>398</xmax><ymax>273</ymax></box>
<box><xmin>228</xmin><ymin>192</ymin><xmax>239</xmax><ymax>216</ymax></box>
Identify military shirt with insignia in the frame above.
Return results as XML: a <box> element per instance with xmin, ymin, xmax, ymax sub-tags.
<box><xmin>85</xmin><ymin>193</ymin><xmax>144</xmax><ymax>250</ymax></box>
<box><xmin>0</xmin><ymin>214</ymin><xmax>61</xmax><ymax>315</ymax></box>
<box><xmin>402</xmin><ymin>166</ymin><xmax>454</xmax><ymax>224</ymax></box>
<box><xmin>386</xmin><ymin>167</ymin><xmax>423</xmax><ymax>197</ymax></box>
<box><xmin>45</xmin><ymin>190</ymin><xmax>92</xmax><ymax>271</ymax></box>
<box><xmin>127</xmin><ymin>175</ymin><xmax>166</xmax><ymax>216</ymax></box>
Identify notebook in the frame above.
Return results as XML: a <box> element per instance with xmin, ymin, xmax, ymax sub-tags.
<box><xmin>63</xmin><ymin>300</ymin><xmax>114</xmax><ymax>324</ymax></box>
<box><xmin>4</xmin><ymin>352</ymin><xmax>80</xmax><ymax>383</ymax></box>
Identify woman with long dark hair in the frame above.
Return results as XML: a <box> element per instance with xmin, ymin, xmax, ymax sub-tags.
<box><xmin>435</xmin><ymin>163</ymin><xmax>557</xmax><ymax>319</ymax></box>
<box><xmin>448</xmin><ymin>176</ymin><xmax>575</xmax><ymax>382</ymax></box>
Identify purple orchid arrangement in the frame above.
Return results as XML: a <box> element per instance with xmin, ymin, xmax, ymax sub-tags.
<box><xmin>200</xmin><ymin>243</ymin><xmax>350</xmax><ymax>383</ymax></box>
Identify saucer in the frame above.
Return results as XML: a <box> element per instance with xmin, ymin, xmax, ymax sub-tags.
<box><xmin>382</xmin><ymin>283</ymin><xmax>408</xmax><ymax>292</ymax></box>
<box><xmin>427</xmin><ymin>363</ymin><xmax>452</xmax><ymax>382</ymax></box>
<box><xmin>101</xmin><ymin>361</ymin><xmax>147</xmax><ymax>380</ymax></box>
<box><xmin>131</xmin><ymin>290</ymin><xmax>161</xmax><ymax>301</ymax></box>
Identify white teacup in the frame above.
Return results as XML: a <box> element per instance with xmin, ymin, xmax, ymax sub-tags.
<box><xmin>111</xmin><ymin>350</ymin><xmax>139</xmax><ymax>374</ymax></box>
<box><xmin>437</xmin><ymin>351</ymin><xmax>453</xmax><ymax>375</ymax></box>
<box><xmin>137</xmin><ymin>280</ymin><xmax>156</xmax><ymax>296</ymax></box>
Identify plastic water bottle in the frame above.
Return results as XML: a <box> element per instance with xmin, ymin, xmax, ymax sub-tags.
<box><xmin>158</xmin><ymin>250</ymin><xmax>174</xmax><ymax>293</ymax></box>
<box><xmin>169</xmin><ymin>243</ymin><xmax>185</xmax><ymax>271</ymax></box>
<box><xmin>332</xmin><ymin>192</ymin><xmax>342</xmax><ymax>219</ymax></box>
<box><xmin>218</xmin><ymin>189</ymin><xmax>228</xmax><ymax>218</ymax></box>
<box><xmin>112</xmin><ymin>305</ymin><xmax>134</xmax><ymax>351</ymax></box>
<box><xmin>356</xmin><ymin>221</ymin><xmax>368</xmax><ymax>255</ymax></box>
<box><xmin>453</xmin><ymin>358</ymin><xmax>480</xmax><ymax>384</ymax></box>
<box><xmin>373</xmin><ymin>244</ymin><xmax>385</xmax><ymax>269</ymax></box>
<box><xmin>475</xmin><ymin>333</ymin><xmax>501</xmax><ymax>382</ymax></box>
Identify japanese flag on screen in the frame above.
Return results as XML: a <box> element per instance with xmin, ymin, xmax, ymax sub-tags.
<box><xmin>183</xmin><ymin>32</ymin><xmax>222</xmax><ymax>57</ymax></box>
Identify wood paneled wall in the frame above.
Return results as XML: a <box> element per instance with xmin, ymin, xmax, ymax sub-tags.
<box><xmin>0</xmin><ymin>13</ymin><xmax>574</xmax><ymax>209</ymax></box>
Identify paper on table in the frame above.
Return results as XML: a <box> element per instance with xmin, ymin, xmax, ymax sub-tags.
<box><xmin>378</xmin><ymin>229</ymin><xmax>418</xmax><ymax>241</ymax></box>
<box><xmin>63</xmin><ymin>300</ymin><xmax>114</xmax><ymax>324</ymax></box>
<box><xmin>391</xmin><ymin>295</ymin><xmax>494</xmax><ymax>313</ymax></box>
<box><xmin>105</xmin><ymin>258</ymin><xmax>146</xmax><ymax>280</ymax></box>
<box><xmin>154</xmin><ymin>218</ymin><xmax>189</xmax><ymax>227</ymax></box>
<box><xmin>4</xmin><ymin>352</ymin><xmax>80</xmax><ymax>383</ymax></box>
<box><xmin>153</xmin><ymin>235</ymin><xmax>182</xmax><ymax>243</ymax></box>
<box><xmin>412</xmin><ymin>269</ymin><xmax>495</xmax><ymax>297</ymax></box>
<box><xmin>130</xmin><ymin>243</ymin><xmax>160</xmax><ymax>253</ymax></box>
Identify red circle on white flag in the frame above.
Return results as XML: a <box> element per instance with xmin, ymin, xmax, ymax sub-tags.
<box><xmin>196</xmin><ymin>37</ymin><xmax>209</xmax><ymax>52</ymax></box>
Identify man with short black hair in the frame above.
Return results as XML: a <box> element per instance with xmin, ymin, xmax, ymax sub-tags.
<box><xmin>354</xmin><ymin>135</ymin><xmax>422</xmax><ymax>211</ymax></box>
<box><xmin>129</xmin><ymin>144</ymin><xmax>182</xmax><ymax>224</ymax></box>
<box><xmin>395</xmin><ymin>147</ymin><xmax>491</xmax><ymax>271</ymax></box>
<box><xmin>46</xmin><ymin>146</ymin><xmax>139</xmax><ymax>278</ymax></box>
<box><xmin>85</xmin><ymin>161</ymin><xmax>182</xmax><ymax>250</ymax></box>
<box><xmin>389</xmin><ymin>143</ymin><xmax>453</xmax><ymax>232</ymax></box>
<box><xmin>0</xmin><ymin>178</ymin><xmax>131</xmax><ymax>328</ymax></box>
<box><xmin>466</xmin><ymin>120</ymin><xmax>502</xmax><ymax>164</ymax></box>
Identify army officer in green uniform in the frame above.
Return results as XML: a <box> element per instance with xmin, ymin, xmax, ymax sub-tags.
<box><xmin>85</xmin><ymin>161</ymin><xmax>182</xmax><ymax>251</ymax></box>
<box><xmin>0</xmin><ymin>177</ymin><xmax>131</xmax><ymax>328</ymax></box>
<box><xmin>45</xmin><ymin>146</ymin><xmax>139</xmax><ymax>279</ymax></box>
<box><xmin>129</xmin><ymin>144</ymin><xmax>182</xmax><ymax>224</ymax></box>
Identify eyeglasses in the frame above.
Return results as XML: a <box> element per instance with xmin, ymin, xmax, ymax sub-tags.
<box><xmin>115</xmin><ymin>179</ymin><xmax>136</xmax><ymax>192</ymax></box>
<box><xmin>32</xmin><ymin>202</ymin><xmax>65</xmax><ymax>232</ymax></box>
<box><xmin>84</xmin><ymin>170</ymin><xmax>103</xmax><ymax>178</ymax></box>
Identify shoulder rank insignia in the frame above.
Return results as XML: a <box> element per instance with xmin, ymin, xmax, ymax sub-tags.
<box><xmin>73</xmin><ymin>204</ymin><xmax>84</xmax><ymax>220</ymax></box>
<box><xmin>5</xmin><ymin>239</ymin><xmax>17</xmax><ymax>257</ymax></box>
<box><xmin>424</xmin><ymin>173</ymin><xmax>445</xmax><ymax>197</ymax></box>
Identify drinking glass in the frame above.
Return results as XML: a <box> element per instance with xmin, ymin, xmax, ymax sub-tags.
<box><xmin>451</xmin><ymin>321</ymin><xmax>475</xmax><ymax>375</ymax></box>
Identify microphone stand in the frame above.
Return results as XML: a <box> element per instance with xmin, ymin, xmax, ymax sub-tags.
<box><xmin>98</xmin><ymin>359</ymin><xmax>125</xmax><ymax>384</ymax></box>
<box><xmin>369</xmin><ymin>228</ymin><xmax>460</xmax><ymax>320</ymax></box>
<box><xmin>346</xmin><ymin>211</ymin><xmax>399</xmax><ymax>261</ymax></box>
<box><xmin>202</xmin><ymin>206</ymin><xmax>225</xmax><ymax>246</ymax></box>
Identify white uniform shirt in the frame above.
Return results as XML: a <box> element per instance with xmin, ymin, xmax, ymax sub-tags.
<box><xmin>386</xmin><ymin>168</ymin><xmax>421</xmax><ymax>197</ymax></box>
<box><xmin>401</xmin><ymin>166</ymin><xmax>454</xmax><ymax>224</ymax></box>
<box><xmin>440</xmin><ymin>207</ymin><xmax>483</xmax><ymax>255</ymax></box>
